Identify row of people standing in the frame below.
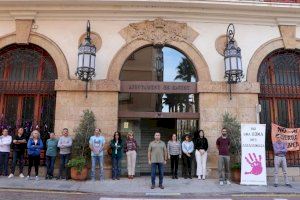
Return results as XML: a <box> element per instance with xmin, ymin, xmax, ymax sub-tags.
<box><xmin>0</xmin><ymin>127</ymin><xmax>72</xmax><ymax>180</ymax></box>
<box><xmin>167</xmin><ymin>130</ymin><xmax>208</xmax><ymax>180</ymax></box>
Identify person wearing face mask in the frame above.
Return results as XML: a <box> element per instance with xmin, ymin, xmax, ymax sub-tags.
<box><xmin>216</xmin><ymin>128</ymin><xmax>231</xmax><ymax>186</ymax></box>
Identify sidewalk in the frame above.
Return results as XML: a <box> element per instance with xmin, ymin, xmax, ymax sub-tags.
<box><xmin>0</xmin><ymin>177</ymin><xmax>299</xmax><ymax>197</ymax></box>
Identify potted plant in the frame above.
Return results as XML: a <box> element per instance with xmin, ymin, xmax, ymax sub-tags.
<box><xmin>67</xmin><ymin>109</ymin><xmax>96</xmax><ymax>180</ymax></box>
<box><xmin>222</xmin><ymin>112</ymin><xmax>241</xmax><ymax>183</ymax></box>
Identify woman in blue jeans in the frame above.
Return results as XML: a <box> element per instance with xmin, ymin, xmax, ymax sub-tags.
<box><xmin>110</xmin><ymin>131</ymin><xmax>123</xmax><ymax>180</ymax></box>
<box><xmin>45</xmin><ymin>132</ymin><xmax>58</xmax><ymax>179</ymax></box>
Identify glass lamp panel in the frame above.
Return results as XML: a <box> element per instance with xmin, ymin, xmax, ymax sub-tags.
<box><xmin>230</xmin><ymin>57</ymin><xmax>237</xmax><ymax>71</ymax></box>
<box><xmin>78</xmin><ymin>54</ymin><xmax>83</xmax><ymax>68</ymax></box>
<box><xmin>91</xmin><ymin>55</ymin><xmax>95</xmax><ymax>69</ymax></box>
<box><xmin>83</xmin><ymin>54</ymin><xmax>90</xmax><ymax>67</ymax></box>
<box><xmin>225</xmin><ymin>57</ymin><xmax>230</xmax><ymax>72</ymax></box>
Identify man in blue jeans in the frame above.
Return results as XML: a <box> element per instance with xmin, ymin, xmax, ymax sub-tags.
<box><xmin>148</xmin><ymin>132</ymin><xmax>167</xmax><ymax>189</ymax></box>
<box><xmin>57</xmin><ymin>128</ymin><xmax>73</xmax><ymax>180</ymax></box>
<box><xmin>89</xmin><ymin>128</ymin><xmax>105</xmax><ymax>181</ymax></box>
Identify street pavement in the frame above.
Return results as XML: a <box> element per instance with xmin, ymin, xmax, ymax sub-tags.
<box><xmin>0</xmin><ymin>176</ymin><xmax>299</xmax><ymax>199</ymax></box>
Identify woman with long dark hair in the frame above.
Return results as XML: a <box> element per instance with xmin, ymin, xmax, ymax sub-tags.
<box><xmin>110</xmin><ymin>131</ymin><xmax>123</xmax><ymax>180</ymax></box>
<box><xmin>195</xmin><ymin>129</ymin><xmax>208</xmax><ymax>180</ymax></box>
<box><xmin>167</xmin><ymin>133</ymin><xmax>181</xmax><ymax>179</ymax></box>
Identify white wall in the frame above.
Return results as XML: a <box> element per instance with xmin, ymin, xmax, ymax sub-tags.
<box><xmin>190</xmin><ymin>22</ymin><xmax>280</xmax><ymax>82</ymax></box>
<box><xmin>0</xmin><ymin>19</ymin><xmax>295</xmax><ymax>82</ymax></box>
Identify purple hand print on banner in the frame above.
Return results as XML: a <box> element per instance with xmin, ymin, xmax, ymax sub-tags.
<box><xmin>245</xmin><ymin>153</ymin><xmax>263</xmax><ymax>175</ymax></box>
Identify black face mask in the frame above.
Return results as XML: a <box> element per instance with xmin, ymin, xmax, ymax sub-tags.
<box><xmin>222</xmin><ymin>133</ymin><xmax>227</xmax><ymax>137</ymax></box>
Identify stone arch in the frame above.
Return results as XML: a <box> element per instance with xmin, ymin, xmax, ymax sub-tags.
<box><xmin>0</xmin><ymin>32</ymin><xmax>69</xmax><ymax>80</ymax></box>
<box><xmin>107</xmin><ymin>39</ymin><xmax>211</xmax><ymax>81</ymax></box>
<box><xmin>247</xmin><ymin>37</ymin><xmax>300</xmax><ymax>82</ymax></box>
<box><xmin>107</xmin><ymin>18</ymin><xmax>211</xmax><ymax>81</ymax></box>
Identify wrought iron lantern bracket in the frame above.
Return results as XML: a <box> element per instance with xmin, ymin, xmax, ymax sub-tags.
<box><xmin>75</xmin><ymin>20</ymin><xmax>96</xmax><ymax>98</ymax></box>
<box><xmin>223</xmin><ymin>23</ymin><xmax>244</xmax><ymax>100</ymax></box>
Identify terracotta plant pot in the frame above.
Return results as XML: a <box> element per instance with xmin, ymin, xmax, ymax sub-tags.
<box><xmin>70</xmin><ymin>167</ymin><xmax>88</xmax><ymax>181</ymax></box>
<box><xmin>231</xmin><ymin>168</ymin><xmax>241</xmax><ymax>184</ymax></box>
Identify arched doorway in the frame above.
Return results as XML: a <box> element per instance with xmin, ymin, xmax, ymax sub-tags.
<box><xmin>118</xmin><ymin>45</ymin><xmax>199</xmax><ymax>175</ymax></box>
<box><xmin>258</xmin><ymin>49</ymin><xmax>300</xmax><ymax>167</ymax></box>
<box><xmin>0</xmin><ymin>44</ymin><xmax>57</xmax><ymax>142</ymax></box>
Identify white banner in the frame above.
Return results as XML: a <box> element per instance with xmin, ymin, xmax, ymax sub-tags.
<box><xmin>240</xmin><ymin>124</ymin><xmax>267</xmax><ymax>185</ymax></box>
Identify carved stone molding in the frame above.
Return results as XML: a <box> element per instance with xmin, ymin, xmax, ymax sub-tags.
<box><xmin>15</xmin><ymin>19</ymin><xmax>33</xmax><ymax>44</ymax></box>
<box><xmin>279</xmin><ymin>25</ymin><xmax>297</xmax><ymax>49</ymax></box>
<box><xmin>120</xmin><ymin>18</ymin><xmax>199</xmax><ymax>46</ymax></box>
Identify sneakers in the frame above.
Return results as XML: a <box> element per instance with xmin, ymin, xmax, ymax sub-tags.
<box><xmin>198</xmin><ymin>176</ymin><xmax>201</xmax><ymax>180</ymax></box>
<box><xmin>26</xmin><ymin>175</ymin><xmax>30</xmax><ymax>180</ymax></box>
<box><xmin>19</xmin><ymin>173</ymin><xmax>24</xmax><ymax>178</ymax></box>
<box><xmin>35</xmin><ymin>176</ymin><xmax>39</xmax><ymax>181</ymax></box>
<box><xmin>159</xmin><ymin>185</ymin><xmax>164</xmax><ymax>189</ymax></box>
<box><xmin>219</xmin><ymin>181</ymin><xmax>224</xmax><ymax>185</ymax></box>
<box><xmin>151</xmin><ymin>185</ymin><xmax>155</xmax><ymax>189</ymax></box>
<box><xmin>226</xmin><ymin>180</ymin><xmax>231</xmax><ymax>185</ymax></box>
<box><xmin>274</xmin><ymin>184</ymin><xmax>278</xmax><ymax>187</ymax></box>
<box><xmin>202</xmin><ymin>176</ymin><xmax>206</xmax><ymax>180</ymax></box>
<box><xmin>8</xmin><ymin>174</ymin><xmax>14</xmax><ymax>178</ymax></box>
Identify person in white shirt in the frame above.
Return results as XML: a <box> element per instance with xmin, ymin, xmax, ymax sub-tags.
<box><xmin>0</xmin><ymin>129</ymin><xmax>12</xmax><ymax>176</ymax></box>
<box><xmin>182</xmin><ymin>134</ymin><xmax>194</xmax><ymax>179</ymax></box>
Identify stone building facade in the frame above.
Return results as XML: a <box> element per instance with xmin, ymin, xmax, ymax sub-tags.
<box><xmin>0</xmin><ymin>0</ymin><xmax>299</xmax><ymax>178</ymax></box>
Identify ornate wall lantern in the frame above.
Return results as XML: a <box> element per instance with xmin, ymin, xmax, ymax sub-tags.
<box><xmin>224</xmin><ymin>23</ymin><xmax>243</xmax><ymax>100</ymax></box>
<box><xmin>75</xmin><ymin>20</ymin><xmax>96</xmax><ymax>98</ymax></box>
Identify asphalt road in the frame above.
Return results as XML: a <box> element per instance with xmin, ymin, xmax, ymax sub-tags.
<box><xmin>0</xmin><ymin>189</ymin><xmax>300</xmax><ymax>200</ymax></box>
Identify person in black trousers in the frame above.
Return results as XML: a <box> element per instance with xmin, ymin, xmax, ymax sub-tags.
<box><xmin>9</xmin><ymin>128</ymin><xmax>27</xmax><ymax>178</ymax></box>
<box><xmin>181</xmin><ymin>134</ymin><xmax>194</xmax><ymax>179</ymax></box>
<box><xmin>167</xmin><ymin>134</ymin><xmax>181</xmax><ymax>179</ymax></box>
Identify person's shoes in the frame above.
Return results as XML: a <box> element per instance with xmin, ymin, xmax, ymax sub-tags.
<box><xmin>151</xmin><ymin>185</ymin><xmax>155</xmax><ymax>189</ymax></box>
<box><xmin>26</xmin><ymin>175</ymin><xmax>30</xmax><ymax>180</ymax></box>
<box><xmin>184</xmin><ymin>176</ymin><xmax>187</xmax><ymax>179</ymax></box>
<box><xmin>117</xmin><ymin>177</ymin><xmax>120</xmax><ymax>180</ymax></box>
<box><xmin>159</xmin><ymin>185</ymin><xmax>164</xmax><ymax>189</ymax></box>
<box><xmin>172</xmin><ymin>175</ymin><xmax>175</xmax><ymax>179</ymax></box>
<box><xmin>219</xmin><ymin>181</ymin><xmax>224</xmax><ymax>185</ymax></box>
<box><xmin>128</xmin><ymin>176</ymin><xmax>131</xmax><ymax>179</ymax></box>
<box><xmin>49</xmin><ymin>176</ymin><xmax>53</xmax><ymax>180</ymax></box>
<box><xmin>56</xmin><ymin>176</ymin><xmax>62</xmax><ymax>180</ymax></box>
<box><xmin>274</xmin><ymin>184</ymin><xmax>278</xmax><ymax>187</ymax></box>
<box><xmin>198</xmin><ymin>176</ymin><xmax>201</xmax><ymax>180</ymax></box>
<box><xmin>8</xmin><ymin>174</ymin><xmax>14</xmax><ymax>178</ymax></box>
<box><xmin>189</xmin><ymin>175</ymin><xmax>192</xmax><ymax>179</ymax></box>
<box><xmin>175</xmin><ymin>175</ymin><xmax>178</xmax><ymax>179</ymax></box>
<box><xmin>45</xmin><ymin>175</ymin><xmax>49</xmax><ymax>180</ymax></box>
<box><xmin>286</xmin><ymin>184</ymin><xmax>292</xmax><ymax>188</ymax></box>
<box><xmin>226</xmin><ymin>180</ymin><xmax>231</xmax><ymax>185</ymax></box>
<box><xmin>131</xmin><ymin>175</ymin><xmax>134</xmax><ymax>179</ymax></box>
<box><xmin>35</xmin><ymin>176</ymin><xmax>39</xmax><ymax>181</ymax></box>
<box><xmin>19</xmin><ymin>173</ymin><xmax>25</xmax><ymax>178</ymax></box>
<box><xmin>112</xmin><ymin>177</ymin><xmax>116</xmax><ymax>180</ymax></box>
<box><xmin>202</xmin><ymin>176</ymin><xmax>206</xmax><ymax>180</ymax></box>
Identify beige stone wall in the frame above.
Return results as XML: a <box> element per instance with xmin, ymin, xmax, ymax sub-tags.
<box><xmin>199</xmin><ymin>91</ymin><xmax>258</xmax><ymax>177</ymax></box>
<box><xmin>54</xmin><ymin>90</ymin><xmax>118</xmax><ymax>177</ymax></box>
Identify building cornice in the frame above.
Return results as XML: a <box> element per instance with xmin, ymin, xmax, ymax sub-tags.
<box><xmin>0</xmin><ymin>1</ymin><xmax>299</xmax><ymax>25</ymax></box>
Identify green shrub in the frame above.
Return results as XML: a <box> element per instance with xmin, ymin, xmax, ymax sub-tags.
<box><xmin>67</xmin><ymin>157</ymin><xmax>86</xmax><ymax>173</ymax></box>
<box><xmin>222</xmin><ymin>112</ymin><xmax>241</xmax><ymax>168</ymax></box>
<box><xmin>67</xmin><ymin>109</ymin><xmax>96</xmax><ymax>172</ymax></box>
